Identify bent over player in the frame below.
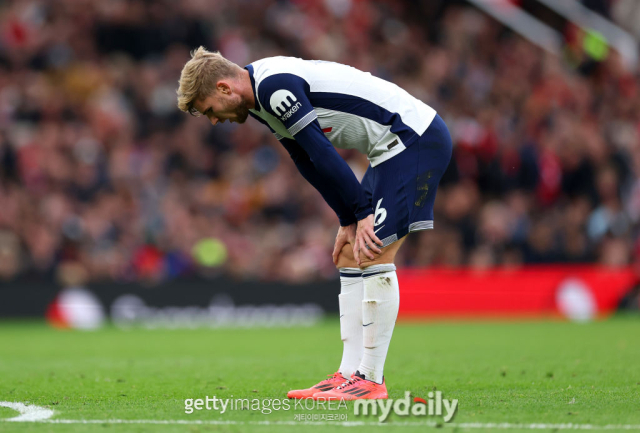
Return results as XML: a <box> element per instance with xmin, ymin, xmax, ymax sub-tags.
<box><xmin>177</xmin><ymin>47</ymin><xmax>452</xmax><ymax>400</ymax></box>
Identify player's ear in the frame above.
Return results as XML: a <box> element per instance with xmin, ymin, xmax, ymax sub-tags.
<box><xmin>216</xmin><ymin>81</ymin><xmax>232</xmax><ymax>95</ymax></box>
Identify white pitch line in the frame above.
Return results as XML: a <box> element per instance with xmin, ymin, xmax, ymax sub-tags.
<box><xmin>5</xmin><ymin>418</ymin><xmax>640</xmax><ymax>430</ymax></box>
<box><xmin>0</xmin><ymin>401</ymin><xmax>54</xmax><ymax>422</ymax></box>
<box><xmin>1</xmin><ymin>402</ymin><xmax>639</xmax><ymax>430</ymax></box>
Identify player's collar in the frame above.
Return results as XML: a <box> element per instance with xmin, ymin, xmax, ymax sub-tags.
<box><xmin>244</xmin><ymin>64</ymin><xmax>260</xmax><ymax>112</ymax></box>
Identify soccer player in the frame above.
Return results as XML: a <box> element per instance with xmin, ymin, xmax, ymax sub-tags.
<box><xmin>177</xmin><ymin>48</ymin><xmax>452</xmax><ymax>400</ymax></box>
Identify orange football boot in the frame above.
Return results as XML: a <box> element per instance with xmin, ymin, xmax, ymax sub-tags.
<box><xmin>286</xmin><ymin>371</ymin><xmax>347</xmax><ymax>399</ymax></box>
<box><xmin>312</xmin><ymin>372</ymin><xmax>388</xmax><ymax>400</ymax></box>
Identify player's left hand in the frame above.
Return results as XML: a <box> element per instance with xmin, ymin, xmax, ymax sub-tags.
<box><xmin>353</xmin><ymin>214</ymin><xmax>383</xmax><ymax>266</ymax></box>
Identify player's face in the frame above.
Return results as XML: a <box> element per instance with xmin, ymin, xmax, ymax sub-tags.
<box><xmin>195</xmin><ymin>86</ymin><xmax>249</xmax><ymax>126</ymax></box>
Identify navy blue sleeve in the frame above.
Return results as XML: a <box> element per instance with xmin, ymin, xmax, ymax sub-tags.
<box><xmin>258</xmin><ymin>73</ymin><xmax>373</xmax><ymax>222</ymax></box>
<box><xmin>280</xmin><ymin>137</ymin><xmax>357</xmax><ymax>227</ymax></box>
<box><xmin>289</xmin><ymin>120</ymin><xmax>373</xmax><ymax>221</ymax></box>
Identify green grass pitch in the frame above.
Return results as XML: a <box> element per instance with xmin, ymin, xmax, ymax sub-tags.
<box><xmin>0</xmin><ymin>317</ymin><xmax>639</xmax><ymax>432</ymax></box>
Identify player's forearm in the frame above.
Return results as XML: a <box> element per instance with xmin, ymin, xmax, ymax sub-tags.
<box><xmin>311</xmin><ymin>154</ymin><xmax>372</xmax><ymax>222</ymax></box>
<box><xmin>280</xmin><ymin>138</ymin><xmax>357</xmax><ymax>226</ymax></box>
<box><xmin>295</xmin><ymin>162</ymin><xmax>358</xmax><ymax>226</ymax></box>
<box><xmin>293</xmin><ymin>123</ymin><xmax>373</xmax><ymax>221</ymax></box>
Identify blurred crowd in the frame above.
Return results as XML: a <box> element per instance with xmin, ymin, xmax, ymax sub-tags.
<box><xmin>0</xmin><ymin>0</ymin><xmax>639</xmax><ymax>284</ymax></box>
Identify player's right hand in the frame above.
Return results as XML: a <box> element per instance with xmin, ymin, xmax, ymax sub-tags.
<box><xmin>332</xmin><ymin>224</ymin><xmax>356</xmax><ymax>265</ymax></box>
<box><xmin>353</xmin><ymin>214</ymin><xmax>383</xmax><ymax>265</ymax></box>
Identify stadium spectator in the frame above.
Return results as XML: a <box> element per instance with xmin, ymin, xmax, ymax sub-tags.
<box><xmin>0</xmin><ymin>0</ymin><xmax>638</xmax><ymax>283</ymax></box>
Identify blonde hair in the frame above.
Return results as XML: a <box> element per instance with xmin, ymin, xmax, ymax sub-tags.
<box><xmin>176</xmin><ymin>46</ymin><xmax>241</xmax><ymax>115</ymax></box>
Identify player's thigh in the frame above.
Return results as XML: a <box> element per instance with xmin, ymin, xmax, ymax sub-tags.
<box><xmin>361</xmin><ymin>114</ymin><xmax>451</xmax><ymax>268</ymax></box>
<box><xmin>409</xmin><ymin>114</ymin><xmax>452</xmax><ymax>227</ymax></box>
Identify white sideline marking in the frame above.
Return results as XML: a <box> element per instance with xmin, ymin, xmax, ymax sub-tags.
<box><xmin>3</xmin><ymin>418</ymin><xmax>640</xmax><ymax>430</ymax></box>
<box><xmin>41</xmin><ymin>420</ymin><xmax>640</xmax><ymax>429</ymax></box>
<box><xmin>0</xmin><ymin>402</ymin><xmax>54</xmax><ymax>422</ymax></box>
<box><xmin>1</xmin><ymin>403</ymin><xmax>639</xmax><ymax>430</ymax></box>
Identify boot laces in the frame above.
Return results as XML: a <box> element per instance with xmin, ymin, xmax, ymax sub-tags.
<box><xmin>320</xmin><ymin>371</ymin><xmax>342</xmax><ymax>384</ymax></box>
<box><xmin>336</xmin><ymin>376</ymin><xmax>363</xmax><ymax>390</ymax></box>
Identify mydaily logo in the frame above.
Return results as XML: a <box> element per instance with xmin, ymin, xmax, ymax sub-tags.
<box><xmin>354</xmin><ymin>391</ymin><xmax>458</xmax><ymax>423</ymax></box>
<box><xmin>270</xmin><ymin>89</ymin><xmax>302</xmax><ymax>121</ymax></box>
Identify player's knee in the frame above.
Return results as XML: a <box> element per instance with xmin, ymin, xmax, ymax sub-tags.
<box><xmin>335</xmin><ymin>243</ymin><xmax>357</xmax><ymax>269</ymax></box>
<box><xmin>358</xmin><ymin>249</ymin><xmax>395</xmax><ymax>269</ymax></box>
<box><xmin>358</xmin><ymin>237</ymin><xmax>406</xmax><ymax>269</ymax></box>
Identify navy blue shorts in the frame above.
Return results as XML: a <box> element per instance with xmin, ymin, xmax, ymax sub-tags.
<box><xmin>361</xmin><ymin>114</ymin><xmax>452</xmax><ymax>247</ymax></box>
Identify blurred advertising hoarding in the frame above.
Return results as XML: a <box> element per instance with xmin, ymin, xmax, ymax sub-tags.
<box><xmin>398</xmin><ymin>266</ymin><xmax>637</xmax><ymax>321</ymax></box>
<box><xmin>0</xmin><ymin>266</ymin><xmax>636</xmax><ymax>326</ymax></box>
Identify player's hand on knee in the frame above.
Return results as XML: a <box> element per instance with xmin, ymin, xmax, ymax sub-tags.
<box><xmin>332</xmin><ymin>223</ymin><xmax>356</xmax><ymax>265</ymax></box>
<box><xmin>353</xmin><ymin>214</ymin><xmax>383</xmax><ymax>266</ymax></box>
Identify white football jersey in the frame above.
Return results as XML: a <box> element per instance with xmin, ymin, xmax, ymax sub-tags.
<box><xmin>246</xmin><ymin>56</ymin><xmax>437</xmax><ymax>167</ymax></box>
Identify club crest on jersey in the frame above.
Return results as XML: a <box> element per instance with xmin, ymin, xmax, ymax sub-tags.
<box><xmin>270</xmin><ymin>89</ymin><xmax>302</xmax><ymax>121</ymax></box>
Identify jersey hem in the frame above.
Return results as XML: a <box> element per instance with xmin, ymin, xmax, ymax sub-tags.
<box><xmin>368</xmin><ymin>137</ymin><xmax>411</xmax><ymax>167</ymax></box>
<box><xmin>367</xmin><ymin>109</ymin><xmax>437</xmax><ymax>167</ymax></box>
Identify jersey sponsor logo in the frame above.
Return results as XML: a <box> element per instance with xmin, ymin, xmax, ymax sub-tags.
<box><xmin>270</xmin><ymin>89</ymin><xmax>302</xmax><ymax>121</ymax></box>
<box><xmin>374</xmin><ymin>198</ymin><xmax>387</xmax><ymax>226</ymax></box>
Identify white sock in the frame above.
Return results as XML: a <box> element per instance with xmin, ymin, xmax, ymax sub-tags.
<box><xmin>338</xmin><ymin>267</ymin><xmax>364</xmax><ymax>378</ymax></box>
<box><xmin>356</xmin><ymin>264</ymin><xmax>399</xmax><ymax>384</ymax></box>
